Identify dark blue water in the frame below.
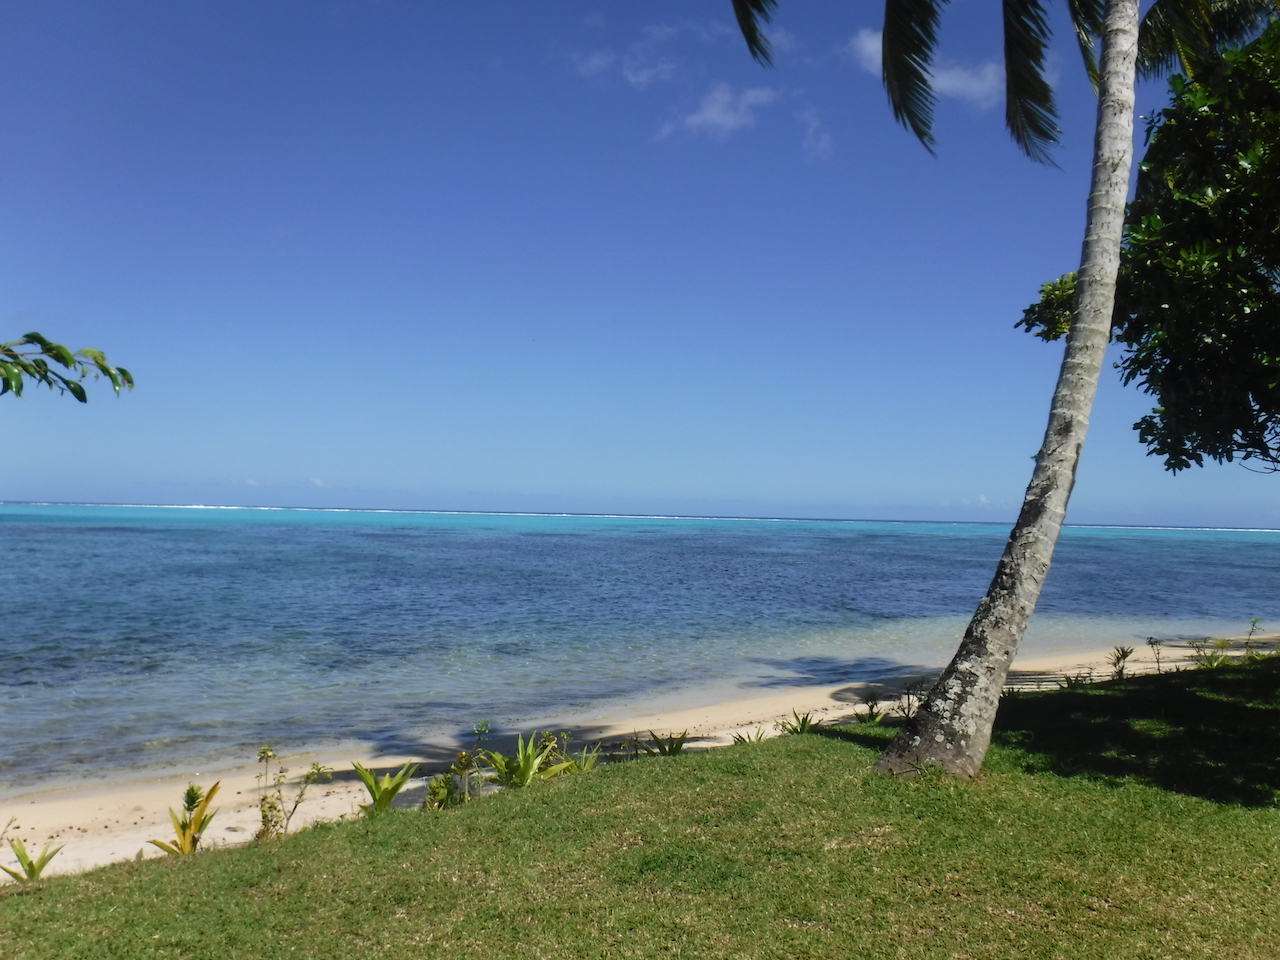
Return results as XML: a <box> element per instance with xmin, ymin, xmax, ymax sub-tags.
<box><xmin>3</xmin><ymin>504</ymin><xmax>1278</xmax><ymax>787</ymax></box>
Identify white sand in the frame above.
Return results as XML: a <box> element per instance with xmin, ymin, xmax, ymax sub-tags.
<box><xmin>0</xmin><ymin>637</ymin><xmax>1234</xmax><ymax>879</ymax></box>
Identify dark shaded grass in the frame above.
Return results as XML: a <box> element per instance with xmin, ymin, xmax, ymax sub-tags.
<box><xmin>4</xmin><ymin>665</ymin><xmax>1280</xmax><ymax>959</ymax></box>
<box><xmin>994</xmin><ymin>658</ymin><xmax>1280</xmax><ymax>805</ymax></box>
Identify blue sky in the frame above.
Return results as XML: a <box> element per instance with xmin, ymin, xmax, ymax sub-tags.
<box><xmin>1</xmin><ymin>1</ymin><xmax>1273</xmax><ymax>527</ymax></box>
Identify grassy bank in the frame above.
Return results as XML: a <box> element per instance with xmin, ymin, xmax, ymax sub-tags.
<box><xmin>5</xmin><ymin>662</ymin><xmax>1280</xmax><ymax>959</ymax></box>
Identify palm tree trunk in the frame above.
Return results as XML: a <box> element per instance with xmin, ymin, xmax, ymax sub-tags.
<box><xmin>875</xmin><ymin>0</ymin><xmax>1141</xmax><ymax>777</ymax></box>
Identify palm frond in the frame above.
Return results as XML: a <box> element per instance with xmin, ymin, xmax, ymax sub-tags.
<box><xmin>1068</xmin><ymin>0</ymin><xmax>1105</xmax><ymax>91</ymax></box>
<box><xmin>1003</xmin><ymin>0</ymin><xmax>1060</xmax><ymax>162</ymax></box>
<box><xmin>732</xmin><ymin>0</ymin><xmax>779</xmax><ymax>66</ymax></box>
<box><xmin>883</xmin><ymin>0</ymin><xmax>949</xmax><ymax>153</ymax></box>
<box><xmin>1137</xmin><ymin>0</ymin><xmax>1273</xmax><ymax>78</ymax></box>
<box><xmin>1139</xmin><ymin>0</ymin><xmax>1215</xmax><ymax>76</ymax></box>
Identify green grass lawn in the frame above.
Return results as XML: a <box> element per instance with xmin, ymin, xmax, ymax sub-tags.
<box><xmin>5</xmin><ymin>662</ymin><xmax>1280</xmax><ymax>959</ymax></box>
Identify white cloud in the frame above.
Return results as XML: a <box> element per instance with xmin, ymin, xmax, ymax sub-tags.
<box><xmin>622</xmin><ymin>50</ymin><xmax>677</xmax><ymax>89</ymax></box>
<box><xmin>798</xmin><ymin>107</ymin><xmax>833</xmax><ymax>160</ymax></box>
<box><xmin>932</xmin><ymin>62</ymin><xmax>1002</xmax><ymax>108</ymax></box>
<box><xmin>845</xmin><ymin>28</ymin><xmax>1002</xmax><ymax>109</ymax></box>
<box><xmin>848</xmin><ymin>28</ymin><xmax>882</xmax><ymax>74</ymax></box>
<box><xmin>769</xmin><ymin>27</ymin><xmax>800</xmax><ymax>54</ymax></box>
<box><xmin>662</xmin><ymin>83</ymin><xmax>779</xmax><ymax>139</ymax></box>
<box><xmin>574</xmin><ymin>50</ymin><xmax>617</xmax><ymax>78</ymax></box>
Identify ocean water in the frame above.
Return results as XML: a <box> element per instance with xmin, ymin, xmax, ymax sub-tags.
<box><xmin>3</xmin><ymin>503</ymin><xmax>1279</xmax><ymax>790</ymax></box>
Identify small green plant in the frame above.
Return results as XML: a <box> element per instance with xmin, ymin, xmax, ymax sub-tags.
<box><xmin>1</xmin><ymin>838</ymin><xmax>63</xmax><ymax>884</ymax></box>
<box><xmin>643</xmin><ymin>730</ymin><xmax>689</xmax><ymax>755</ymax></box>
<box><xmin>149</xmin><ymin>781</ymin><xmax>220</xmax><ymax>856</ymax></box>
<box><xmin>854</xmin><ymin>691</ymin><xmax>887</xmax><ymax>724</ymax></box>
<box><xmin>1248</xmin><ymin>617</ymin><xmax>1263</xmax><ymax>641</ymax></box>
<box><xmin>566</xmin><ymin>743</ymin><xmax>602</xmax><ymax>772</ymax></box>
<box><xmin>1108</xmin><ymin>645</ymin><xmax>1135</xmax><ymax>680</ymax></box>
<box><xmin>352</xmin><ymin>761</ymin><xmax>419</xmax><ymax>814</ymax></box>
<box><xmin>1058</xmin><ymin>669</ymin><xmax>1095</xmax><ymax>690</ymax></box>
<box><xmin>894</xmin><ymin>681</ymin><xmax>925</xmax><ymax>719</ymax></box>
<box><xmin>255</xmin><ymin>745</ymin><xmax>333</xmax><ymax>841</ymax></box>
<box><xmin>424</xmin><ymin>773</ymin><xmax>462</xmax><ymax>810</ymax></box>
<box><xmin>483</xmin><ymin>733</ymin><xmax>572</xmax><ymax>788</ymax></box>
<box><xmin>775</xmin><ymin>710</ymin><xmax>820</xmax><ymax>735</ymax></box>
<box><xmin>1146</xmin><ymin>636</ymin><xmax>1165</xmax><ymax>673</ymax></box>
<box><xmin>732</xmin><ymin>727</ymin><xmax>768</xmax><ymax>745</ymax></box>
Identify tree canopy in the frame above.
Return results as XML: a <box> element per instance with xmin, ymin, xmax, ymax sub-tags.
<box><xmin>1020</xmin><ymin>21</ymin><xmax>1280</xmax><ymax>472</ymax></box>
<box><xmin>1</xmin><ymin>331</ymin><xmax>133</xmax><ymax>403</ymax></box>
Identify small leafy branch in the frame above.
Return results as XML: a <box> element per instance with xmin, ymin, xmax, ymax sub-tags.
<box><xmin>353</xmin><ymin>762</ymin><xmax>419</xmax><ymax>815</ymax></box>
<box><xmin>1146</xmin><ymin>636</ymin><xmax>1164</xmax><ymax>673</ymax></box>
<box><xmin>2</xmin><ymin>838</ymin><xmax>63</xmax><ymax>884</ymax></box>
<box><xmin>255</xmin><ymin>745</ymin><xmax>332</xmax><ymax>841</ymax></box>
<box><xmin>1</xmin><ymin>331</ymin><xmax>132</xmax><ymax>401</ymax></box>
<box><xmin>894</xmin><ymin>681</ymin><xmax>925</xmax><ymax>720</ymax></box>
<box><xmin>149</xmin><ymin>782</ymin><xmax>220</xmax><ymax>856</ymax></box>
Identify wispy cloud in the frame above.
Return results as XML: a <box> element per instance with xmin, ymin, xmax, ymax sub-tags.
<box><xmin>932</xmin><ymin>63</ymin><xmax>1001</xmax><ymax>108</ymax></box>
<box><xmin>661</xmin><ymin>83</ymin><xmax>779</xmax><ymax>139</ymax></box>
<box><xmin>845</xmin><ymin>29</ymin><xmax>1003</xmax><ymax>108</ymax></box>
<box><xmin>622</xmin><ymin>50</ymin><xmax>677</xmax><ymax>89</ymax></box>
<box><xmin>574</xmin><ymin>50</ymin><xmax>617</xmax><ymax>78</ymax></box>
<box><xmin>798</xmin><ymin>107</ymin><xmax>833</xmax><ymax>160</ymax></box>
<box><xmin>847</xmin><ymin>28</ymin><xmax>882</xmax><ymax>74</ymax></box>
<box><xmin>571</xmin><ymin>21</ymin><xmax>740</xmax><ymax>92</ymax></box>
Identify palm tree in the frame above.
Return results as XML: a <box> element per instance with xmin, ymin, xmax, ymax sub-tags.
<box><xmin>731</xmin><ymin>0</ymin><xmax>1275</xmax><ymax>776</ymax></box>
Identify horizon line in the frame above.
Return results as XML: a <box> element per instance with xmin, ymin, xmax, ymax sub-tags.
<box><xmin>2</xmin><ymin>499</ymin><xmax>1278</xmax><ymax>534</ymax></box>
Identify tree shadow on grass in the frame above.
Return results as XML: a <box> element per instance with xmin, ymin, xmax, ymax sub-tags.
<box><xmin>993</xmin><ymin>659</ymin><xmax>1280</xmax><ymax>806</ymax></box>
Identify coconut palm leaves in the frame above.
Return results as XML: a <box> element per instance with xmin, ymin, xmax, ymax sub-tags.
<box><xmin>731</xmin><ymin>0</ymin><xmax>779</xmax><ymax>65</ymax></box>
<box><xmin>1139</xmin><ymin>0</ymin><xmax>1277</xmax><ymax>78</ymax></box>
<box><xmin>731</xmin><ymin>0</ymin><xmax>1277</xmax><ymax>162</ymax></box>
<box><xmin>733</xmin><ymin>0</ymin><xmax>1065</xmax><ymax>160</ymax></box>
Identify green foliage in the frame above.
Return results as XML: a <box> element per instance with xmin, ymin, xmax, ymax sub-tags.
<box><xmin>0</xmin><ymin>331</ymin><xmax>133</xmax><ymax>402</ymax></box>
<box><xmin>774</xmin><ymin>710</ymin><xmax>820</xmax><ymax>735</ymax></box>
<box><xmin>1</xmin><ymin>839</ymin><xmax>63</xmax><ymax>884</ymax></box>
<box><xmin>1023</xmin><ymin>24</ymin><xmax>1280</xmax><ymax>471</ymax></box>
<box><xmin>483</xmin><ymin>734</ymin><xmax>571</xmax><ymax>788</ymax></box>
<box><xmin>893</xmin><ymin>681</ymin><xmax>926</xmax><ymax>720</ymax></box>
<box><xmin>1118</xmin><ymin>25</ymin><xmax>1280</xmax><ymax>471</ymax></box>
<box><xmin>255</xmin><ymin>745</ymin><xmax>333</xmax><ymax>841</ymax></box>
<box><xmin>148</xmin><ymin>781</ymin><xmax>220</xmax><ymax>856</ymax></box>
<box><xmin>731</xmin><ymin>727</ymin><xmax>768</xmax><ymax>745</ymax></box>
<box><xmin>1147</xmin><ymin>636</ymin><xmax>1166</xmax><ymax>673</ymax></box>
<box><xmin>352</xmin><ymin>762</ymin><xmax>419</xmax><ymax>815</ymax></box>
<box><xmin>642</xmin><ymin>730</ymin><xmax>689</xmax><ymax>756</ymax></box>
<box><xmin>424</xmin><ymin>774</ymin><xmax>462</xmax><ymax>811</ymax></box>
<box><xmin>1190</xmin><ymin>639</ymin><xmax>1233</xmax><ymax>668</ymax></box>
<box><xmin>1058</xmin><ymin>669</ymin><xmax>1096</xmax><ymax>690</ymax></box>
<box><xmin>1108</xmin><ymin>644</ymin><xmax>1136</xmax><ymax>680</ymax></box>
<box><xmin>853</xmin><ymin>691</ymin><xmax>888</xmax><ymax>724</ymax></box>
<box><xmin>565</xmin><ymin>744</ymin><xmax>602</xmax><ymax>773</ymax></box>
<box><xmin>1015</xmin><ymin>271</ymin><xmax>1078</xmax><ymax>341</ymax></box>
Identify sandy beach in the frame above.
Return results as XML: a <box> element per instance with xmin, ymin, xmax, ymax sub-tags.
<box><xmin>0</xmin><ymin>638</ymin><xmax>1235</xmax><ymax>879</ymax></box>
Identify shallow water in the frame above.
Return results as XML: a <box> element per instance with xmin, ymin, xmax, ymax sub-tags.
<box><xmin>3</xmin><ymin>503</ymin><xmax>1278</xmax><ymax>788</ymax></box>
